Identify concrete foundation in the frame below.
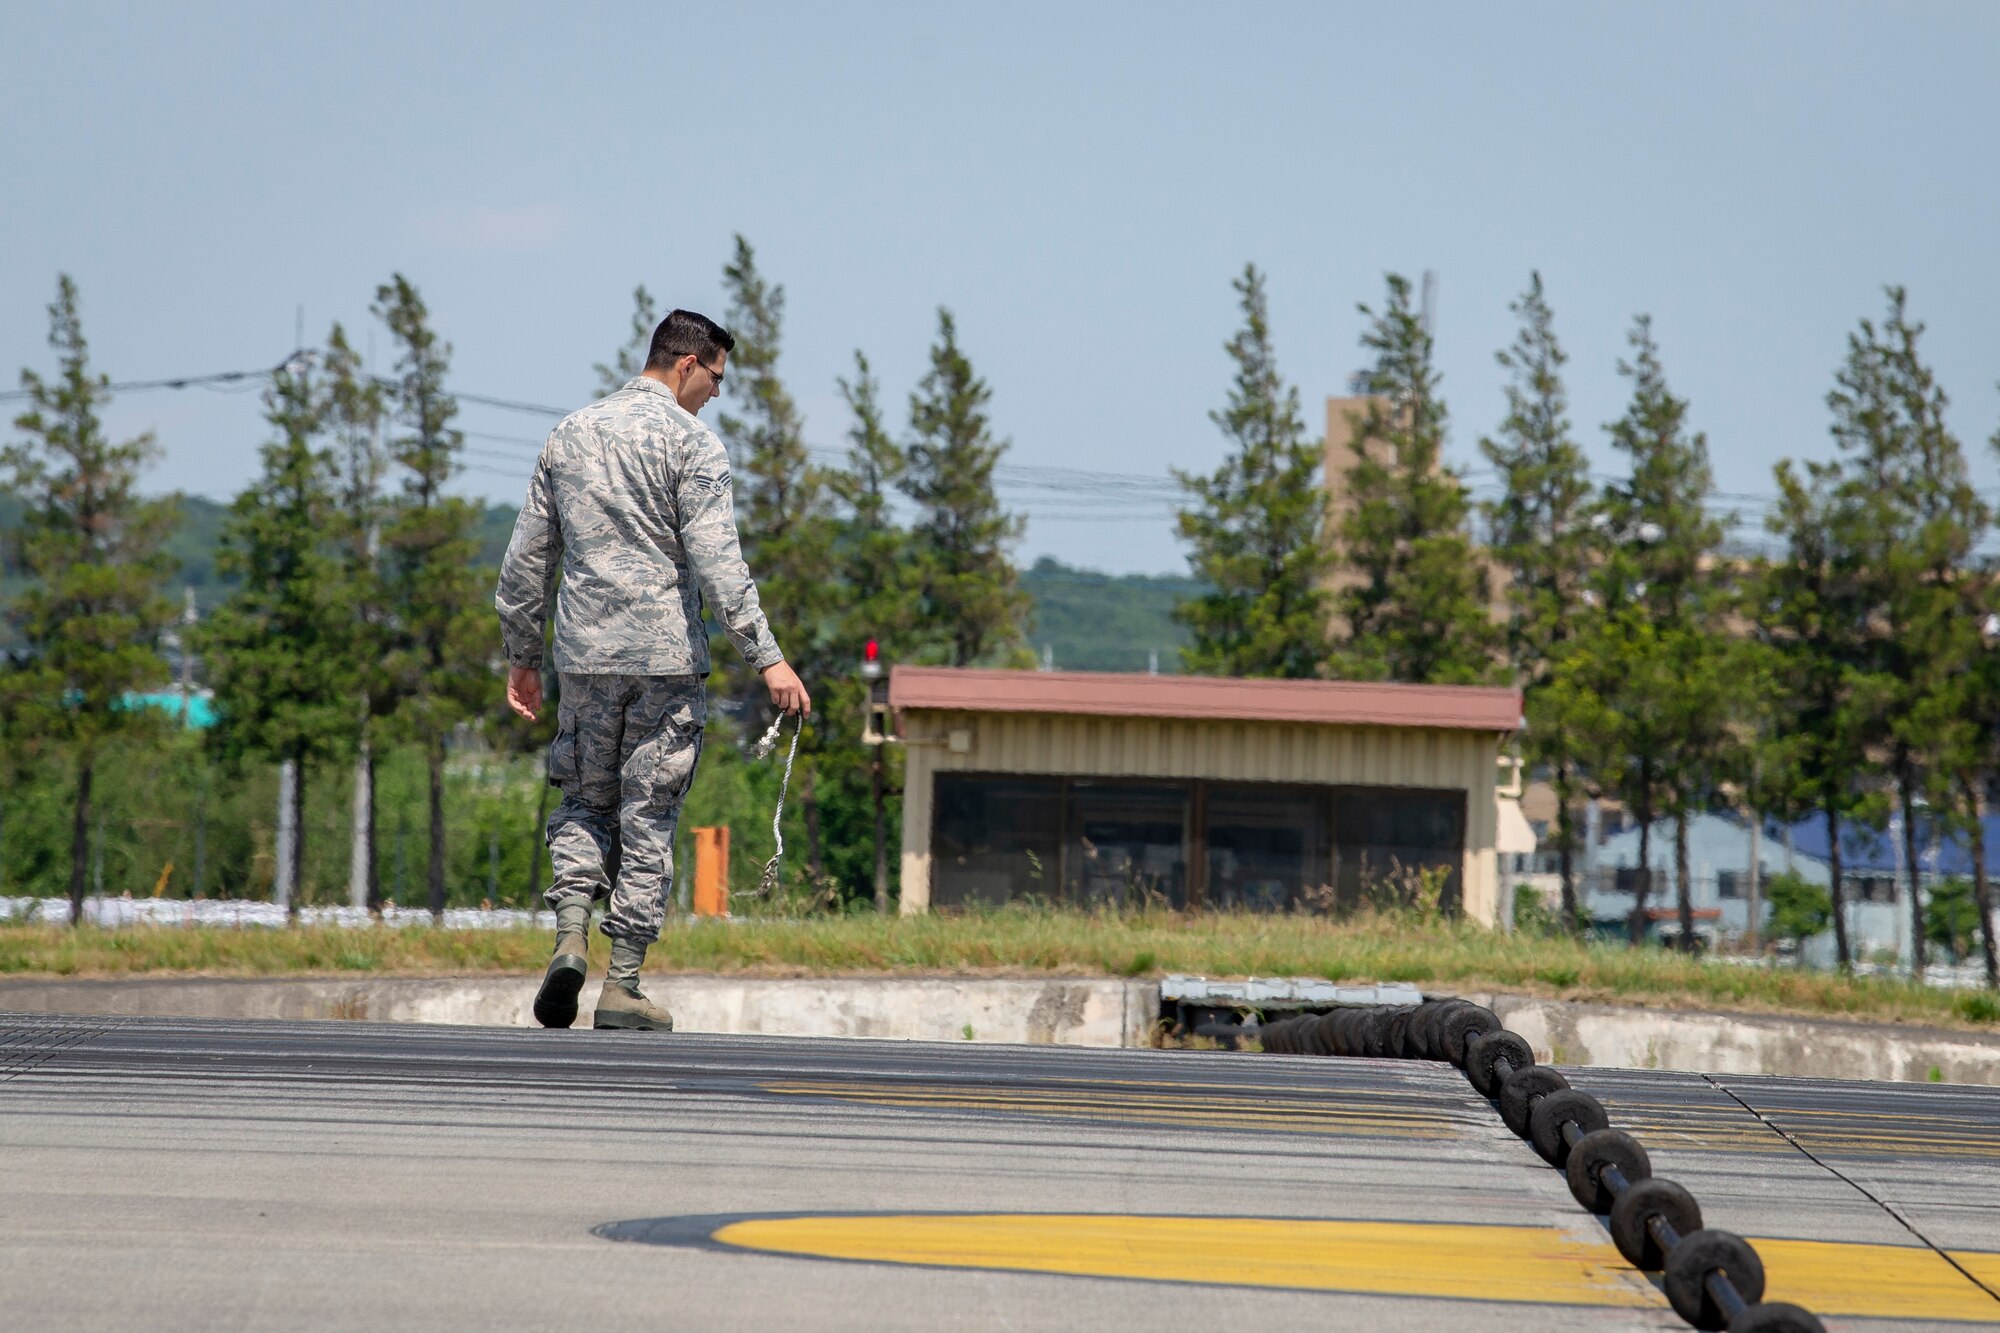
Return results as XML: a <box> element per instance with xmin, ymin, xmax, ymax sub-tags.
<box><xmin>0</xmin><ymin>975</ymin><xmax>1160</xmax><ymax>1049</ymax></box>
<box><xmin>1476</xmin><ymin>993</ymin><xmax>2000</xmax><ymax>1086</ymax></box>
<box><xmin>3</xmin><ymin>975</ymin><xmax>1996</xmax><ymax>1084</ymax></box>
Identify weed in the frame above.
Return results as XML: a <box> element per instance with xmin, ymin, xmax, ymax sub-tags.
<box><xmin>1956</xmin><ymin>991</ymin><xmax>2000</xmax><ymax>1024</ymax></box>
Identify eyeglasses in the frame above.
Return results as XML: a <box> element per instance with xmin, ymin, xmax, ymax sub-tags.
<box><xmin>692</xmin><ymin>357</ymin><xmax>724</xmax><ymax>387</ymax></box>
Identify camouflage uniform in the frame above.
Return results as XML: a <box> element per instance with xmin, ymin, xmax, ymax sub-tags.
<box><xmin>496</xmin><ymin>376</ymin><xmax>782</xmax><ymax>945</ymax></box>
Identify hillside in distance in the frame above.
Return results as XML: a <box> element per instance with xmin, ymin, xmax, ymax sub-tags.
<box><xmin>1019</xmin><ymin>556</ymin><xmax>1195</xmax><ymax>674</ymax></box>
<box><xmin>3</xmin><ymin>495</ymin><xmax>1198</xmax><ymax>674</ymax></box>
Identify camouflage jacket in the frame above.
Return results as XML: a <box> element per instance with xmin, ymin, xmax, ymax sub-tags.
<box><xmin>495</xmin><ymin>376</ymin><xmax>783</xmax><ymax>677</ymax></box>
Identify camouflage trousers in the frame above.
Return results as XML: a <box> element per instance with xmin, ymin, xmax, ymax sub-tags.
<box><xmin>544</xmin><ymin>673</ymin><xmax>707</xmax><ymax>945</ymax></box>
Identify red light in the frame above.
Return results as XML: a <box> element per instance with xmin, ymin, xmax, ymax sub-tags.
<box><xmin>864</xmin><ymin>640</ymin><xmax>879</xmax><ymax>662</ymax></box>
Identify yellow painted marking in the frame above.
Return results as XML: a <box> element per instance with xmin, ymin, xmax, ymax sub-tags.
<box><xmin>704</xmin><ymin>1213</ymin><xmax>2000</xmax><ymax>1322</ymax></box>
<box><xmin>1952</xmin><ymin>1250</ymin><xmax>2000</xmax><ymax>1293</ymax></box>
<box><xmin>712</xmin><ymin>1214</ymin><xmax>1663</xmax><ymax>1309</ymax></box>
<box><xmin>759</xmin><ymin>1080</ymin><xmax>1460</xmax><ymax>1139</ymax></box>
<box><xmin>1756</xmin><ymin>1237</ymin><xmax>2000</xmax><ymax>1322</ymax></box>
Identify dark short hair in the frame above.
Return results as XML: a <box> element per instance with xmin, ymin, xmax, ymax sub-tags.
<box><xmin>644</xmin><ymin>309</ymin><xmax>735</xmax><ymax>370</ymax></box>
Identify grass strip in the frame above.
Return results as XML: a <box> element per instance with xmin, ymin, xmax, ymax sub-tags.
<box><xmin>1</xmin><ymin>909</ymin><xmax>1995</xmax><ymax>1030</ymax></box>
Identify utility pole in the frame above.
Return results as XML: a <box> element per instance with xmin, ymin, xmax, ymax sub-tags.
<box><xmin>529</xmin><ymin>766</ymin><xmax>551</xmax><ymax>910</ymax></box>
<box><xmin>192</xmin><ymin>764</ymin><xmax>208</xmax><ymax>899</ymax></box>
<box><xmin>175</xmin><ymin>585</ymin><xmax>207</xmax><ymax>903</ymax></box>
<box><xmin>394</xmin><ymin>809</ymin><xmax>408</xmax><ymax>906</ymax></box>
<box><xmin>1746</xmin><ymin>810</ymin><xmax>1762</xmax><ymax>953</ymax></box>
<box><xmin>350</xmin><ymin>402</ymin><xmax>383</xmax><ymax>912</ymax></box>
<box><xmin>176</xmin><ymin>586</ymin><xmax>197</xmax><ymax>715</ymax></box>
<box><xmin>275</xmin><ymin>759</ymin><xmax>298</xmax><ymax>915</ymax></box>
<box><xmin>871</xmin><ymin>754</ymin><xmax>887</xmax><ymax>913</ymax></box>
<box><xmin>350</xmin><ymin>745</ymin><xmax>374</xmax><ymax>910</ymax></box>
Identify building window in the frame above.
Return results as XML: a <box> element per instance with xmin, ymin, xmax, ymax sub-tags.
<box><xmin>930</xmin><ymin>774</ymin><xmax>1465</xmax><ymax>915</ymax></box>
<box><xmin>1717</xmin><ymin>870</ymin><xmax>1744</xmax><ymax>900</ymax></box>
<box><xmin>1330</xmin><ymin>786</ymin><xmax>1464</xmax><ymax>913</ymax></box>
<box><xmin>1850</xmin><ymin>875</ymin><xmax>1896</xmax><ymax>904</ymax></box>
<box><xmin>1063</xmin><ymin>781</ymin><xmax>1189</xmax><ymax>909</ymax></box>
<box><xmin>1612</xmin><ymin>867</ymin><xmax>1653</xmax><ymax>895</ymax></box>
<box><xmin>931</xmin><ymin>775</ymin><xmax>1061</xmax><ymax>908</ymax></box>
<box><xmin>1206</xmin><ymin>784</ymin><xmax>1327</xmax><ymax>912</ymax></box>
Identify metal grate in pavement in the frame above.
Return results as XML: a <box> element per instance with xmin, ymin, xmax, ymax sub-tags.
<box><xmin>0</xmin><ymin>1013</ymin><xmax>122</xmax><ymax>1081</ymax></box>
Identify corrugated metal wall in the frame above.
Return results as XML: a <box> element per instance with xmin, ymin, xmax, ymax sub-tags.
<box><xmin>898</xmin><ymin>710</ymin><xmax>1504</xmax><ymax>923</ymax></box>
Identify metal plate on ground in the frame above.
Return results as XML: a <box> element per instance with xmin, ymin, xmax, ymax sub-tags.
<box><xmin>1160</xmin><ymin>976</ymin><xmax>1425</xmax><ymax>1010</ymax></box>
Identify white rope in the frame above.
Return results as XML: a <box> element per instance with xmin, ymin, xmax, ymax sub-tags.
<box><xmin>750</xmin><ymin>712</ymin><xmax>802</xmax><ymax>897</ymax></box>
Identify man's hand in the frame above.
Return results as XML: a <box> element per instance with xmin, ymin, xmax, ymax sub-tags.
<box><xmin>506</xmin><ymin>666</ymin><xmax>543</xmax><ymax>721</ymax></box>
<box><xmin>762</xmin><ymin>660</ymin><xmax>811</xmax><ymax>717</ymax></box>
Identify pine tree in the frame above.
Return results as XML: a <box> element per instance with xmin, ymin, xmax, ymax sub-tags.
<box><xmin>1833</xmin><ymin>288</ymin><xmax>1990</xmax><ymax>980</ymax></box>
<box><xmin>716</xmin><ymin>238</ymin><xmax>844</xmax><ymax>881</ymax></box>
<box><xmin>372</xmin><ymin>275</ymin><xmax>494</xmax><ymax>920</ymax></box>
<box><xmin>1880</xmin><ymin>288</ymin><xmax>1987</xmax><ymax>968</ymax></box>
<box><xmin>1663</xmin><ymin>619</ymin><xmax>1751</xmax><ymax>950</ymax></box>
<box><xmin>1951</xmin><ymin>530</ymin><xmax>2000</xmax><ymax>989</ymax></box>
<box><xmin>1479</xmin><ymin>272</ymin><xmax>1595</xmax><ymax>925</ymax></box>
<box><xmin>901</xmin><ymin>309</ymin><xmax>1027</xmax><ymax>667</ymax></box>
<box><xmin>718</xmin><ymin>236</ymin><xmax>836</xmax><ymax>709</ymax></box>
<box><xmin>818</xmin><ymin>352</ymin><xmax>925</xmax><ymax>908</ymax></box>
<box><xmin>1594</xmin><ymin>316</ymin><xmax>1731</xmax><ymax>946</ymax></box>
<box><xmin>1334</xmin><ymin>273</ymin><xmax>1497</xmax><ymax>684</ymax></box>
<box><xmin>1913</xmin><ymin>602</ymin><xmax>1998</xmax><ymax>988</ymax></box>
<box><xmin>2</xmin><ymin>275</ymin><xmax>178</xmax><ymax>924</ymax></box>
<box><xmin>201</xmin><ymin>353</ymin><xmax>355</xmax><ymax>915</ymax></box>
<box><xmin>1546</xmin><ymin>600</ymin><xmax>1676</xmax><ymax>945</ymax></box>
<box><xmin>324</xmin><ymin>324</ymin><xmax>391</xmax><ymax>911</ymax></box>
<box><xmin>1174</xmin><ymin>264</ymin><xmax>1330</xmax><ymax>679</ymax></box>
<box><xmin>594</xmin><ymin>285</ymin><xmax>658</xmax><ymax>397</ymax></box>
<box><xmin>1752</xmin><ymin>459</ymin><xmax>1881</xmax><ymax>968</ymax></box>
<box><xmin>832</xmin><ymin>352</ymin><xmax>914</xmax><ymax>645</ymax></box>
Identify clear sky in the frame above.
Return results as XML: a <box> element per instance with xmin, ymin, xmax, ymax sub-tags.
<box><xmin>4</xmin><ymin>2</ymin><xmax>1997</xmax><ymax>574</ymax></box>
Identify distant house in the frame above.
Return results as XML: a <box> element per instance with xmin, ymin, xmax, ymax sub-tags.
<box><xmin>1583</xmin><ymin>811</ymin><xmax>1825</xmax><ymax>948</ymax></box>
<box><xmin>1553</xmin><ymin>806</ymin><xmax>1998</xmax><ymax>965</ymax></box>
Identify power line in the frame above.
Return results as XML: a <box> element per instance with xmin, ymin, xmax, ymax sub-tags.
<box><xmin>453</xmin><ymin>391</ymin><xmax>570</xmax><ymax>418</ymax></box>
<box><xmin>0</xmin><ymin>361</ymin><xmax>290</xmax><ymax>404</ymax></box>
<box><xmin>28</xmin><ymin>355</ymin><xmax>2000</xmax><ymax>524</ymax></box>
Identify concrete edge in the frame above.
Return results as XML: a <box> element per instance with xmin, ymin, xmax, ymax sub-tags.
<box><xmin>2</xmin><ymin>974</ymin><xmax>1996</xmax><ymax>1083</ymax></box>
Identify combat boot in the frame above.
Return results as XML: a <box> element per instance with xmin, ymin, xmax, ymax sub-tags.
<box><xmin>592</xmin><ymin>979</ymin><xmax>675</xmax><ymax>1032</ymax></box>
<box><xmin>532</xmin><ymin>905</ymin><xmax>591</xmax><ymax>1029</ymax></box>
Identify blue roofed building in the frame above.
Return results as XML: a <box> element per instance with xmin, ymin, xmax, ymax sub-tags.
<box><xmin>1513</xmin><ymin>787</ymin><xmax>1998</xmax><ymax>969</ymax></box>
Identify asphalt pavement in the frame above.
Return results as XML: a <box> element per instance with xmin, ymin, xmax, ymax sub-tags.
<box><xmin>3</xmin><ymin>1011</ymin><xmax>1996</xmax><ymax>1331</ymax></box>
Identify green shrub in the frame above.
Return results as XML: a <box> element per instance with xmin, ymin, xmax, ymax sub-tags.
<box><xmin>1957</xmin><ymin>991</ymin><xmax>2000</xmax><ymax>1024</ymax></box>
<box><xmin>1765</xmin><ymin>871</ymin><xmax>1832</xmax><ymax>948</ymax></box>
<box><xmin>1513</xmin><ymin>884</ymin><xmax>1560</xmax><ymax>936</ymax></box>
<box><xmin>1924</xmin><ymin>878</ymin><xmax>1981</xmax><ymax>963</ymax></box>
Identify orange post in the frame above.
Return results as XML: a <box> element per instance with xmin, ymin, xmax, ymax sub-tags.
<box><xmin>692</xmin><ymin>826</ymin><xmax>730</xmax><ymax>917</ymax></box>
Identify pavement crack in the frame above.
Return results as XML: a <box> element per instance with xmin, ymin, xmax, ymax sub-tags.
<box><xmin>1700</xmin><ymin>1071</ymin><xmax>2000</xmax><ymax>1307</ymax></box>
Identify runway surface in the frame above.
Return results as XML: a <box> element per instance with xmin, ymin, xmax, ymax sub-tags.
<box><xmin>4</xmin><ymin>1011</ymin><xmax>1998</xmax><ymax>1331</ymax></box>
